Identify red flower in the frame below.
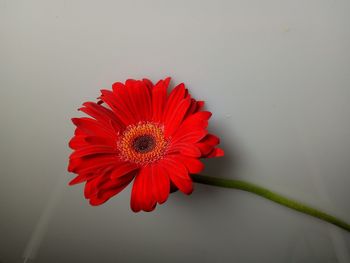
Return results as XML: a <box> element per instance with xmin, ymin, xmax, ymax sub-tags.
<box><xmin>68</xmin><ymin>78</ymin><xmax>224</xmax><ymax>212</ymax></box>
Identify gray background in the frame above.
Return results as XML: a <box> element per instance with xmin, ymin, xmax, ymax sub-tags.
<box><xmin>1</xmin><ymin>0</ymin><xmax>350</xmax><ymax>262</ymax></box>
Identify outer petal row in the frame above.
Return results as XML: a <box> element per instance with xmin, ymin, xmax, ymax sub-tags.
<box><xmin>130</xmin><ymin>154</ymin><xmax>205</xmax><ymax>212</ymax></box>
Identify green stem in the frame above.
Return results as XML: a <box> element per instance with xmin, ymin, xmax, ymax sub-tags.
<box><xmin>191</xmin><ymin>174</ymin><xmax>350</xmax><ymax>233</ymax></box>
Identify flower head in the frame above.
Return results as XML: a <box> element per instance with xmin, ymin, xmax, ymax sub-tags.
<box><xmin>68</xmin><ymin>77</ymin><xmax>224</xmax><ymax>212</ymax></box>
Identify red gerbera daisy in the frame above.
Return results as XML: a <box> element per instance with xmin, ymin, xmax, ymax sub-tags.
<box><xmin>68</xmin><ymin>77</ymin><xmax>224</xmax><ymax>212</ymax></box>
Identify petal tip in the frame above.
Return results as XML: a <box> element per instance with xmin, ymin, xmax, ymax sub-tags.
<box><xmin>208</xmin><ymin>148</ymin><xmax>224</xmax><ymax>158</ymax></box>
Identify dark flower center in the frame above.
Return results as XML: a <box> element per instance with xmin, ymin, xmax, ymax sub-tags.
<box><xmin>132</xmin><ymin>135</ymin><xmax>156</xmax><ymax>153</ymax></box>
<box><xmin>118</xmin><ymin>122</ymin><xmax>168</xmax><ymax>164</ymax></box>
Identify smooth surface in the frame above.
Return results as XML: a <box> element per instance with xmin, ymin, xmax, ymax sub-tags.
<box><xmin>1</xmin><ymin>0</ymin><xmax>350</xmax><ymax>262</ymax></box>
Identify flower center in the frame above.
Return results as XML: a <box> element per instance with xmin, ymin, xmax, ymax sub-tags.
<box><xmin>132</xmin><ymin>135</ymin><xmax>155</xmax><ymax>153</ymax></box>
<box><xmin>118</xmin><ymin>122</ymin><xmax>168</xmax><ymax>165</ymax></box>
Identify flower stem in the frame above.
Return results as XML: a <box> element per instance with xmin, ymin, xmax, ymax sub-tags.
<box><xmin>191</xmin><ymin>174</ymin><xmax>350</xmax><ymax>233</ymax></box>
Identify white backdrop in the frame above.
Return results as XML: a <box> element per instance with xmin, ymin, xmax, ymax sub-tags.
<box><xmin>1</xmin><ymin>0</ymin><xmax>350</xmax><ymax>262</ymax></box>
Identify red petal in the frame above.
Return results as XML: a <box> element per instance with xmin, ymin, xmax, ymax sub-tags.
<box><xmin>84</xmin><ymin>167</ymin><xmax>117</xmax><ymax>199</ymax></box>
<box><xmin>177</xmin><ymin>155</ymin><xmax>204</xmax><ymax>174</ymax></box>
<box><xmin>172</xmin><ymin>111</ymin><xmax>212</xmax><ymax>142</ymax></box>
<box><xmin>195</xmin><ymin>101</ymin><xmax>205</xmax><ymax>112</ymax></box>
<box><xmin>142</xmin><ymin>78</ymin><xmax>154</xmax><ymax>89</ymax></box>
<box><xmin>68</xmin><ymin>157</ymin><xmax>82</xmax><ymax>172</ymax></box>
<box><xmin>72</xmin><ymin>117</ymin><xmax>115</xmax><ymax>138</ymax></box>
<box><xmin>69</xmin><ymin>173</ymin><xmax>90</xmax><ymax>185</ymax></box>
<box><xmin>196</xmin><ymin>134</ymin><xmax>220</xmax><ymax>156</ymax></box>
<box><xmin>151</xmin><ymin>164</ymin><xmax>170</xmax><ymax>204</ymax></box>
<box><xmin>162</xmin><ymin>83</ymin><xmax>187</xmax><ymax>122</ymax></box>
<box><xmin>74</xmin><ymin>128</ymin><xmax>85</xmax><ymax>136</ymax></box>
<box><xmin>76</xmin><ymin>158</ymin><xmax>120</xmax><ymax>175</ymax></box>
<box><xmin>84</xmin><ymin>135</ymin><xmax>115</xmax><ymax>147</ymax></box>
<box><xmin>196</xmin><ymin>143</ymin><xmax>213</xmax><ymax>156</ymax></box>
<box><xmin>100</xmin><ymin>89</ymin><xmax>137</xmax><ymax>126</ymax></box>
<box><xmin>164</xmin><ymin>97</ymin><xmax>191</xmax><ymax>137</ymax></box>
<box><xmin>167</xmin><ymin>143</ymin><xmax>201</xmax><ymax>157</ymax></box>
<box><xmin>110</xmin><ymin>162</ymin><xmax>138</xmax><ymax>179</ymax></box>
<box><xmin>68</xmin><ymin>154</ymin><xmax>117</xmax><ymax>173</ymax></box>
<box><xmin>130</xmin><ymin>167</ymin><xmax>157</xmax><ymax>212</ymax></box>
<box><xmin>69</xmin><ymin>135</ymin><xmax>87</xmax><ymax>149</ymax></box>
<box><xmin>79</xmin><ymin>102</ymin><xmax>123</xmax><ymax>130</ymax></box>
<box><xmin>69</xmin><ymin>145</ymin><xmax>116</xmax><ymax>159</ymax></box>
<box><xmin>89</xmin><ymin>173</ymin><xmax>134</xmax><ymax>205</ymax></box>
<box><xmin>159</xmin><ymin>157</ymin><xmax>193</xmax><ymax>195</ymax></box>
<box><xmin>206</xmin><ymin>148</ymin><xmax>225</xmax><ymax>158</ymax></box>
<box><xmin>125</xmin><ymin>80</ymin><xmax>152</xmax><ymax>121</ymax></box>
<box><xmin>84</xmin><ymin>176</ymin><xmax>105</xmax><ymax>198</ymax></box>
<box><xmin>184</xmin><ymin>99</ymin><xmax>197</xmax><ymax>118</ymax></box>
<box><xmin>172</xmin><ymin>130</ymin><xmax>208</xmax><ymax>145</ymax></box>
<box><xmin>184</xmin><ymin>99</ymin><xmax>205</xmax><ymax>119</ymax></box>
<box><xmin>112</xmin><ymin>81</ymin><xmax>125</xmax><ymax>93</ymax></box>
<box><xmin>199</xmin><ymin>134</ymin><xmax>220</xmax><ymax>146</ymax></box>
<box><xmin>151</xmin><ymin>78</ymin><xmax>169</xmax><ymax>122</ymax></box>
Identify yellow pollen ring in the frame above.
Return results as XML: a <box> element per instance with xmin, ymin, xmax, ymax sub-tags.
<box><xmin>117</xmin><ymin>122</ymin><xmax>168</xmax><ymax>165</ymax></box>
